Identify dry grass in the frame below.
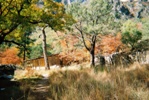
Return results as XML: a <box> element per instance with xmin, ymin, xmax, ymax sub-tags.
<box><xmin>4</xmin><ymin>63</ymin><xmax>148</xmax><ymax>100</ymax></box>
<box><xmin>47</xmin><ymin>64</ymin><xmax>149</xmax><ymax>100</ymax></box>
<box><xmin>14</xmin><ymin>68</ymin><xmax>43</xmax><ymax>80</ymax></box>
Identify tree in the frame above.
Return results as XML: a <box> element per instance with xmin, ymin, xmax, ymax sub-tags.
<box><xmin>5</xmin><ymin>27</ymin><xmax>35</xmax><ymax>64</ymax></box>
<box><xmin>30</xmin><ymin>44</ymin><xmax>43</xmax><ymax>59</ymax></box>
<box><xmin>41</xmin><ymin>26</ymin><xmax>50</xmax><ymax>69</ymax></box>
<box><xmin>121</xmin><ymin>19</ymin><xmax>142</xmax><ymax>51</ymax></box>
<box><xmin>36</xmin><ymin>0</ymin><xmax>75</xmax><ymax>69</ymax></box>
<box><xmin>0</xmin><ymin>0</ymin><xmax>74</xmax><ymax>69</ymax></box>
<box><xmin>66</xmin><ymin>0</ymin><xmax>119</xmax><ymax>67</ymax></box>
<box><xmin>0</xmin><ymin>0</ymin><xmax>42</xmax><ymax>66</ymax></box>
<box><xmin>0</xmin><ymin>0</ymin><xmax>40</xmax><ymax>44</ymax></box>
<box><xmin>141</xmin><ymin>17</ymin><xmax>149</xmax><ymax>40</ymax></box>
<box><xmin>30</xmin><ymin>28</ymin><xmax>61</xmax><ymax>55</ymax></box>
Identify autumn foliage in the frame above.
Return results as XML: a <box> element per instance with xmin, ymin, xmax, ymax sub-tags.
<box><xmin>99</xmin><ymin>33</ymin><xmax>123</xmax><ymax>55</ymax></box>
<box><xmin>26</xmin><ymin>32</ymin><xmax>125</xmax><ymax>66</ymax></box>
<box><xmin>0</xmin><ymin>47</ymin><xmax>21</xmax><ymax>65</ymax></box>
<box><xmin>57</xmin><ymin>33</ymin><xmax>124</xmax><ymax>65</ymax></box>
<box><xmin>58</xmin><ymin>34</ymin><xmax>90</xmax><ymax>65</ymax></box>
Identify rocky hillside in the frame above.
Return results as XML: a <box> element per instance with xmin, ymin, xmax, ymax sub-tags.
<box><xmin>54</xmin><ymin>0</ymin><xmax>149</xmax><ymax>18</ymax></box>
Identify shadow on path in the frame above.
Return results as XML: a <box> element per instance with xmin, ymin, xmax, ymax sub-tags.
<box><xmin>28</xmin><ymin>77</ymin><xmax>50</xmax><ymax>100</ymax></box>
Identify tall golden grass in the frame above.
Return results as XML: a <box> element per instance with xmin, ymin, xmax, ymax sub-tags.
<box><xmin>10</xmin><ymin>63</ymin><xmax>149</xmax><ymax>100</ymax></box>
<box><xmin>47</xmin><ymin>64</ymin><xmax>149</xmax><ymax>100</ymax></box>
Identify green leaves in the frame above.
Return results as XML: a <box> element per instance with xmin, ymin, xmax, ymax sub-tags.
<box><xmin>121</xmin><ymin>20</ymin><xmax>142</xmax><ymax>49</ymax></box>
<box><xmin>29</xmin><ymin>44</ymin><xmax>43</xmax><ymax>59</ymax></box>
<box><xmin>0</xmin><ymin>0</ymin><xmax>39</xmax><ymax>44</ymax></box>
<box><xmin>0</xmin><ymin>0</ymin><xmax>74</xmax><ymax>44</ymax></box>
<box><xmin>122</xmin><ymin>31</ymin><xmax>142</xmax><ymax>48</ymax></box>
<box><xmin>66</xmin><ymin>0</ymin><xmax>117</xmax><ymax>34</ymax></box>
<box><xmin>141</xmin><ymin>17</ymin><xmax>149</xmax><ymax>40</ymax></box>
<box><xmin>39</xmin><ymin>0</ymin><xmax>75</xmax><ymax>31</ymax></box>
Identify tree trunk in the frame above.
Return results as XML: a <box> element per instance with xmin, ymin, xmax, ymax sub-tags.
<box><xmin>23</xmin><ymin>47</ymin><xmax>26</xmax><ymax>67</ymax></box>
<box><xmin>75</xmin><ymin>25</ymin><xmax>96</xmax><ymax>67</ymax></box>
<box><xmin>89</xmin><ymin>35</ymin><xmax>96</xmax><ymax>67</ymax></box>
<box><xmin>23</xmin><ymin>34</ymin><xmax>27</xmax><ymax>67</ymax></box>
<box><xmin>0</xmin><ymin>36</ymin><xmax>4</xmax><ymax>44</ymax></box>
<box><xmin>90</xmin><ymin>48</ymin><xmax>95</xmax><ymax>67</ymax></box>
<box><xmin>42</xmin><ymin>27</ymin><xmax>50</xmax><ymax>70</ymax></box>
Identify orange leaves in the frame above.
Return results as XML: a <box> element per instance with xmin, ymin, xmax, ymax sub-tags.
<box><xmin>60</xmin><ymin>39</ymin><xmax>68</xmax><ymax>51</ymax></box>
<box><xmin>57</xmin><ymin>33</ymin><xmax>90</xmax><ymax>64</ymax></box>
<box><xmin>99</xmin><ymin>33</ymin><xmax>123</xmax><ymax>54</ymax></box>
<box><xmin>0</xmin><ymin>47</ymin><xmax>21</xmax><ymax>65</ymax></box>
<box><xmin>59</xmin><ymin>49</ymin><xmax>90</xmax><ymax>65</ymax></box>
<box><xmin>59</xmin><ymin>34</ymin><xmax>79</xmax><ymax>51</ymax></box>
<box><xmin>54</xmin><ymin>31</ymin><xmax>125</xmax><ymax>64</ymax></box>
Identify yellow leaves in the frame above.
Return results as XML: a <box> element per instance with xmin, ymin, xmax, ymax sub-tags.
<box><xmin>85</xmin><ymin>40</ymin><xmax>91</xmax><ymax>49</ymax></box>
<box><xmin>29</xmin><ymin>4</ymin><xmax>41</xmax><ymax>14</ymax></box>
<box><xmin>13</xmin><ymin>32</ymin><xmax>20</xmax><ymax>38</ymax></box>
<box><xmin>116</xmin><ymin>32</ymin><xmax>122</xmax><ymax>39</ymax></box>
<box><xmin>39</xmin><ymin>0</ymin><xmax>74</xmax><ymax>31</ymax></box>
<box><xmin>5</xmin><ymin>29</ymin><xmax>23</xmax><ymax>41</ymax></box>
<box><xmin>56</xmin><ymin>2</ymin><xmax>64</xmax><ymax>7</ymax></box>
<box><xmin>122</xmin><ymin>19</ymin><xmax>141</xmax><ymax>33</ymax></box>
<box><xmin>60</xmin><ymin>24</ymin><xmax>64</xmax><ymax>27</ymax></box>
<box><xmin>44</xmin><ymin>0</ymin><xmax>63</xmax><ymax>6</ymax></box>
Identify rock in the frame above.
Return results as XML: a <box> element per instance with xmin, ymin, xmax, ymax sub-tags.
<box><xmin>0</xmin><ymin>64</ymin><xmax>17</xmax><ymax>88</ymax></box>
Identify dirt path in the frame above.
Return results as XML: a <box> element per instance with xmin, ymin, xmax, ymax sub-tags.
<box><xmin>29</xmin><ymin>77</ymin><xmax>50</xmax><ymax>100</ymax></box>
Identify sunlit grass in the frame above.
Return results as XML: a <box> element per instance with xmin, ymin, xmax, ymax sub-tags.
<box><xmin>47</xmin><ymin>64</ymin><xmax>149</xmax><ymax>100</ymax></box>
<box><xmin>14</xmin><ymin>67</ymin><xmax>43</xmax><ymax>80</ymax></box>
<box><xmin>4</xmin><ymin>63</ymin><xmax>149</xmax><ymax>100</ymax></box>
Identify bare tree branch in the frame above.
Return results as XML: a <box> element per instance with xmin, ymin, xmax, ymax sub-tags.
<box><xmin>75</xmin><ymin>22</ymin><xmax>90</xmax><ymax>51</ymax></box>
